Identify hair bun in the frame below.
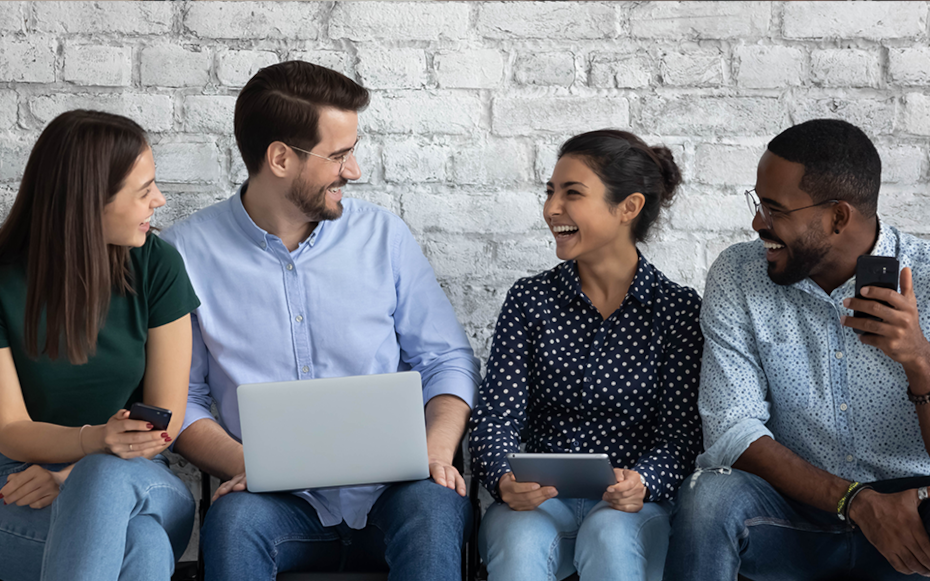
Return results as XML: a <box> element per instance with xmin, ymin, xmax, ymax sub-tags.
<box><xmin>649</xmin><ymin>145</ymin><xmax>682</xmax><ymax>205</ymax></box>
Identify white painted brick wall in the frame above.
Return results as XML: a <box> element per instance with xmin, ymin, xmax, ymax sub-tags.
<box><xmin>2</xmin><ymin>1</ymin><xmax>930</xmax><ymax>561</ymax></box>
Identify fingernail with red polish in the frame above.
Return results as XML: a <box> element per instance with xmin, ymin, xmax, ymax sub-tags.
<box><xmin>146</xmin><ymin>423</ymin><xmax>154</xmax><ymax>429</ymax></box>
<box><xmin>165</xmin><ymin>437</ymin><xmax>172</xmax><ymax>443</ymax></box>
<box><xmin>160</xmin><ymin>433</ymin><xmax>169</xmax><ymax>438</ymax></box>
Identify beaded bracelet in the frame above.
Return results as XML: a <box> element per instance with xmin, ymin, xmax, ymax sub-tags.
<box><xmin>907</xmin><ymin>387</ymin><xmax>930</xmax><ymax>405</ymax></box>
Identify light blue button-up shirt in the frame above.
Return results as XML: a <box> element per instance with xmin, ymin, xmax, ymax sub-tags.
<box><xmin>698</xmin><ymin>221</ymin><xmax>930</xmax><ymax>482</ymax></box>
<box><xmin>161</xmin><ymin>186</ymin><xmax>480</xmax><ymax>529</ymax></box>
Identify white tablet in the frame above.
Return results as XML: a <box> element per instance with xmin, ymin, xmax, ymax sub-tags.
<box><xmin>506</xmin><ymin>453</ymin><xmax>617</xmax><ymax>499</ymax></box>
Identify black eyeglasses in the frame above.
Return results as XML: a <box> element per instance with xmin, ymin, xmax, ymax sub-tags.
<box><xmin>745</xmin><ymin>189</ymin><xmax>839</xmax><ymax>230</ymax></box>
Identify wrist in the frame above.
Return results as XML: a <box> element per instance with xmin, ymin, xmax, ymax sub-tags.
<box><xmin>89</xmin><ymin>425</ymin><xmax>107</xmax><ymax>455</ymax></box>
<box><xmin>903</xmin><ymin>346</ymin><xmax>930</xmax><ymax>389</ymax></box>
<box><xmin>847</xmin><ymin>487</ymin><xmax>878</xmax><ymax>525</ymax></box>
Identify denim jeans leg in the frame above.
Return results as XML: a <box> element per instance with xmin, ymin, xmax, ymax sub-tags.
<box><xmin>575</xmin><ymin>500</ymin><xmax>672</xmax><ymax>581</ymax></box>
<box><xmin>367</xmin><ymin>479</ymin><xmax>472</xmax><ymax>581</ymax></box>
<box><xmin>0</xmin><ymin>455</ymin><xmax>55</xmax><ymax>581</ymax></box>
<box><xmin>663</xmin><ymin>468</ymin><xmax>851</xmax><ymax>581</ymax></box>
<box><xmin>40</xmin><ymin>454</ymin><xmax>195</xmax><ymax>581</ymax></box>
<box><xmin>478</xmin><ymin>497</ymin><xmax>580</xmax><ymax>581</ymax></box>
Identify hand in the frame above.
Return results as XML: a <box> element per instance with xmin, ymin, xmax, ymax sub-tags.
<box><xmin>429</xmin><ymin>459</ymin><xmax>466</xmax><ymax>497</ymax></box>
<box><xmin>95</xmin><ymin>410</ymin><xmax>172</xmax><ymax>460</ymax></box>
<box><xmin>213</xmin><ymin>472</ymin><xmax>248</xmax><ymax>502</ymax></box>
<box><xmin>849</xmin><ymin>488</ymin><xmax>930</xmax><ymax>576</ymax></box>
<box><xmin>603</xmin><ymin>468</ymin><xmax>646</xmax><ymax>513</ymax></box>
<box><xmin>498</xmin><ymin>472</ymin><xmax>557</xmax><ymax>511</ymax></box>
<box><xmin>0</xmin><ymin>464</ymin><xmax>72</xmax><ymax>509</ymax></box>
<box><xmin>842</xmin><ymin>268</ymin><xmax>930</xmax><ymax>378</ymax></box>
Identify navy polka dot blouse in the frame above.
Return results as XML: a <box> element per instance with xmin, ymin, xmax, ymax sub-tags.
<box><xmin>469</xmin><ymin>254</ymin><xmax>704</xmax><ymax>502</ymax></box>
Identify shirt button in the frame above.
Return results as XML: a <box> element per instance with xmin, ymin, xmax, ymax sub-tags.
<box><xmin>840</xmin><ymin>403</ymin><xmax>848</xmax><ymax>411</ymax></box>
<box><xmin>296</xmin><ymin>315</ymin><xmax>303</xmax><ymax>322</ymax></box>
<box><xmin>846</xmin><ymin>454</ymin><xmax>854</xmax><ymax>463</ymax></box>
<box><xmin>301</xmin><ymin>366</ymin><xmax>309</xmax><ymax>374</ymax></box>
<box><xmin>835</xmin><ymin>351</ymin><xmax>843</xmax><ymax>359</ymax></box>
<box><xmin>286</xmin><ymin>264</ymin><xmax>294</xmax><ymax>271</ymax></box>
<box><xmin>260</xmin><ymin>241</ymin><xmax>267</xmax><ymax>250</ymax></box>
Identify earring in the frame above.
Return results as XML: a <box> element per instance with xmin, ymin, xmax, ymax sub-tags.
<box><xmin>834</xmin><ymin>229</ymin><xmax>840</xmax><ymax>234</ymax></box>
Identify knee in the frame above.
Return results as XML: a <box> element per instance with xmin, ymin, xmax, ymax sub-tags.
<box><xmin>202</xmin><ymin>491</ymin><xmax>276</xmax><ymax>551</ymax></box>
<box><xmin>64</xmin><ymin>454</ymin><xmax>135</xmax><ymax>493</ymax></box>
<box><xmin>397</xmin><ymin>481</ymin><xmax>470</xmax><ymax>530</ymax></box>
<box><xmin>673</xmin><ymin>468</ymin><xmax>758</xmax><ymax>532</ymax></box>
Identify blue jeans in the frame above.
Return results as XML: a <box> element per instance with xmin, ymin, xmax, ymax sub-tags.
<box><xmin>479</xmin><ymin>498</ymin><xmax>672</xmax><ymax>581</ymax></box>
<box><xmin>201</xmin><ymin>478</ymin><xmax>472</xmax><ymax>581</ymax></box>
<box><xmin>664</xmin><ymin>467</ymin><xmax>930</xmax><ymax>581</ymax></box>
<box><xmin>0</xmin><ymin>452</ymin><xmax>194</xmax><ymax>581</ymax></box>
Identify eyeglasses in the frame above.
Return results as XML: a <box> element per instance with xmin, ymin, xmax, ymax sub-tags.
<box><xmin>287</xmin><ymin>140</ymin><xmax>359</xmax><ymax>174</ymax></box>
<box><xmin>744</xmin><ymin>188</ymin><xmax>839</xmax><ymax>230</ymax></box>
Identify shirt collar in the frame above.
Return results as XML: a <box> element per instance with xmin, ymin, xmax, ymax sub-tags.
<box><xmin>231</xmin><ymin>181</ymin><xmax>325</xmax><ymax>252</ymax></box>
<box><xmin>869</xmin><ymin>216</ymin><xmax>897</xmax><ymax>258</ymax></box>
<box><xmin>554</xmin><ymin>252</ymin><xmax>655</xmax><ymax>309</ymax></box>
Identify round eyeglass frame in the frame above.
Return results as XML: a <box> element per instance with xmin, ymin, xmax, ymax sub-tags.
<box><xmin>744</xmin><ymin>188</ymin><xmax>839</xmax><ymax>230</ymax></box>
<box><xmin>287</xmin><ymin>140</ymin><xmax>359</xmax><ymax>174</ymax></box>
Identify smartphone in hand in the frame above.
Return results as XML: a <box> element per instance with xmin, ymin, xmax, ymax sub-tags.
<box><xmin>128</xmin><ymin>402</ymin><xmax>172</xmax><ymax>432</ymax></box>
<box><xmin>853</xmin><ymin>255</ymin><xmax>899</xmax><ymax>335</ymax></box>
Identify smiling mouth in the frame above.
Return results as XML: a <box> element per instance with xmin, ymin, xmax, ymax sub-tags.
<box><xmin>762</xmin><ymin>239</ymin><xmax>784</xmax><ymax>250</ymax></box>
<box><xmin>552</xmin><ymin>225</ymin><xmax>579</xmax><ymax>238</ymax></box>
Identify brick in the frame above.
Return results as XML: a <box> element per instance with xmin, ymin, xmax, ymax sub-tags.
<box><xmin>351</xmin><ymin>141</ymin><xmax>378</xmax><ymax>185</ymax></box>
<box><xmin>451</xmin><ymin>139</ymin><xmax>534</xmax><ymax>185</ymax></box>
<box><xmin>422</xmin><ymin>235</ymin><xmax>493</xmax><ymax>279</ymax></box>
<box><xmin>693</xmin><ymin>144</ymin><xmax>765</xmax><ymax>186</ymax></box>
<box><xmin>877</xmin><ymin>145</ymin><xmax>925</xmax><ymax>184</ymax></box>
<box><xmin>810</xmin><ymin>50</ymin><xmax>881</xmax><ymax>88</ymax></box>
<box><xmin>0</xmin><ymin>91</ymin><xmax>17</xmax><ymax>131</ymax></box>
<box><xmin>182</xmin><ymin>96</ymin><xmax>237</xmax><ymax>134</ymax></box>
<box><xmin>535</xmin><ymin>141</ymin><xmax>560</xmax><ymax>183</ymax></box>
<box><xmin>901</xmin><ymin>93</ymin><xmax>930</xmax><ymax>137</ymax></box>
<box><xmin>639</xmin><ymin>231</ymin><xmax>707</xmax><ymax>291</ymax></box>
<box><xmin>382</xmin><ymin>140</ymin><xmax>448</xmax><ymax>183</ymax></box>
<box><xmin>630</xmin><ymin>2</ymin><xmax>771</xmax><ymax>39</ymax></box>
<box><xmin>493</xmin><ymin>237</ymin><xmax>558</xmax><ymax>279</ymax></box>
<box><xmin>29</xmin><ymin>94</ymin><xmax>174</xmax><ymax>133</ymax></box>
<box><xmin>0</xmin><ymin>37</ymin><xmax>56</xmax><ymax>83</ymax></box>
<box><xmin>792</xmin><ymin>98</ymin><xmax>895</xmax><ymax>136</ymax></box>
<box><xmin>0</xmin><ymin>2</ymin><xmax>27</xmax><ymax>32</ymax></box>
<box><xmin>879</xmin><ymin>192</ymin><xmax>930</xmax><ymax>235</ymax></box>
<box><xmin>403</xmin><ymin>189</ymin><xmax>543</xmax><ymax>234</ymax></box>
<box><xmin>641</xmin><ymin>97</ymin><xmax>786</xmax><ymax>136</ymax></box>
<box><xmin>330</xmin><ymin>2</ymin><xmax>469</xmax><ymax>41</ymax></box>
<box><xmin>590</xmin><ymin>52</ymin><xmax>654</xmax><ymax>89</ymax></box>
<box><xmin>784</xmin><ymin>2</ymin><xmax>927</xmax><ymax>40</ymax></box>
<box><xmin>356</xmin><ymin>48</ymin><xmax>427</xmax><ymax>90</ymax></box>
<box><xmin>363</xmin><ymin>92</ymin><xmax>482</xmax><ymax>136</ymax></box>
<box><xmin>230</xmin><ymin>149</ymin><xmax>248</xmax><ymax>184</ymax></box>
<box><xmin>661</xmin><ymin>47</ymin><xmax>726</xmax><ymax>87</ymax></box>
<box><xmin>435</xmin><ymin>50</ymin><xmax>505</xmax><ymax>89</ymax></box>
<box><xmin>64</xmin><ymin>45</ymin><xmax>133</xmax><ymax>87</ymax></box>
<box><xmin>185</xmin><ymin>2</ymin><xmax>321</xmax><ymax>39</ymax></box>
<box><xmin>669</xmin><ymin>190</ymin><xmax>752</xmax><ymax>233</ymax></box>
<box><xmin>0</xmin><ymin>186</ymin><xmax>16</xmax><ymax>221</ymax></box>
<box><xmin>152</xmin><ymin>142</ymin><xmax>223</xmax><ymax>184</ymax></box>
<box><xmin>0</xmin><ymin>135</ymin><xmax>33</xmax><ymax>182</ymax></box>
<box><xmin>156</xmin><ymin>189</ymin><xmax>226</xmax><ymax>229</ymax></box>
<box><xmin>492</xmin><ymin>97</ymin><xmax>629</xmax><ymax>137</ymax></box>
<box><xmin>477</xmin><ymin>2</ymin><xmax>618</xmax><ymax>39</ymax></box>
<box><xmin>735</xmin><ymin>45</ymin><xmax>805</xmax><ymax>89</ymax></box>
<box><xmin>141</xmin><ymin>45</ymin><xmax>211</xmax><ymax>88</ymax></box>
<box><xmin>288</xmin><ymin>51</ymin><xmax>351</xmax><ymax>77</ymax></box>
<box><xmin>216</xmin><ymin>50</ymin><xmax>279</xmax><ymax>87</ymax></box>
<box><xmin>514</xmin><ymin>52</ymin><xmax>575</xmax><ymax>87</ymax></box>
<box><xmin>35</xmin><ymin>2</ymin><xmax>172</xmax><ymax>35</ymax></box>
<box><xmin>889</xmin><ymin>48</ymin><xmax>930</xmax><ymax>87</ymax></box>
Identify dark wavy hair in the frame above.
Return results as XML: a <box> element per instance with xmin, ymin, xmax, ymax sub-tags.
<box><xmin>0</xmin><ymin>110</ymin><xmax>147</xmax><ymax>363</ymax></box>
<box><xmin>558</xmin><ymin>129</ymin><xmax>682</xmax><ymax>242</ymax></box>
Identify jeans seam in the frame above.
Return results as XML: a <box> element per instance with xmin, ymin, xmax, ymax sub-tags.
<box><xmin>548</xmin><ymin>530</ymin><xmax>576</xmax><ymax>581</ymax></box>
<box><xmin>0</xmin><ymin>525</ymin><xmax>47</xmax><ymax>544</ymax></box>
<box><xmin>744</xmin><ymin>516</ymin><xmax>847</xmax><ymax>534</ymax></box>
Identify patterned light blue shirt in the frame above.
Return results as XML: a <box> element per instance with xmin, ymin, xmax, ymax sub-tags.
<box><xmin>161</xmin><ymin>186</ymin><xmax>480</xmax><ymax>529</ymax></box>
<box><xmin>699</xmin><ymin>221</ymin><xmax>930</xmax><ymax>482</ymax></box>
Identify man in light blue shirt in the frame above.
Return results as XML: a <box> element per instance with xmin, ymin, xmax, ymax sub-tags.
<box><xmin>664</xmin><ymin>119</ymin><xmax>930</xmax><ymax>581</ymax></box>
<box><xmin>161</xmin><ymin>61</ymin><xmax>480</xmax><ymax>581</ymax></box>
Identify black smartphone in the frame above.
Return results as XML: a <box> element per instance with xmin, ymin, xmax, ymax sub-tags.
<box><xmin>853</xmin><ymin>255</ymin><xmax>899</xmax><ymax>335</ymax></box>
<box><xmin>128</xmin><ymin>402</ymin><xmax>172</xmax><ymax>432</ymax></box>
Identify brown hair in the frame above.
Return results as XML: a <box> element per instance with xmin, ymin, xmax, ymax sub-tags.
<box><xmin>234</xmin><ymin>60</ymin><xmax>370</xmax><ymax>175</ymax></box>
<box><xmin>0</xmin><ymin>110</ymin><xmax>148</xmax><ymax>363</ymax></box>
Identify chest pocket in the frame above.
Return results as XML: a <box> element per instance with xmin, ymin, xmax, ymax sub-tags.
<box><xmin>757</xmin><ymin>341</ymin><xmax>813</xmax><ymax>410</ymax></box>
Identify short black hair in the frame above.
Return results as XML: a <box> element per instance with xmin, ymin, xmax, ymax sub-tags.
<box><xmin>235</xmin><ymin>61</ymin><xmax>370</xmax><ymax>176</ymax></box>
<box><xmin>767</xmin><ymin>119</ymin><xmax>881</xmax><ymax>217</ymax></box>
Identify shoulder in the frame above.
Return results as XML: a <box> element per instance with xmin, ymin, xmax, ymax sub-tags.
<box><xmin>132</xmin><ymin>232</ymin><xmax>184</xmax><ymax>271</ymax></box>
<box><xmin>895</xmin><ymin>227</ymin><xmax>930</xmax><ymax>269</ymax></box>
<box><xmin>341</xmin><ymin>198</ymin><xmax>407</xmax><ymax>229</ymax></box>
<box><xmin>647</xmin><ymin>262</ymin><xmax>702</xmax><ymax>313</ymax></box>
<box><xmin>705</xmin><ymin>239</ymin><xmax>769</xmax><ymax>297</ymax></box>
<box><xmin>504</xmin><ymin>264</ymin><xmax>564</xmax><ymax>306</ymax></box>
<box><xmin>160</xmin><ymin>196</ymin><xmax>235</xmax><ymax>252</ymax></box>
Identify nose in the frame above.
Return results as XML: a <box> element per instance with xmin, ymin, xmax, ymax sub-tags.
<box><xmin>340</xmin><ymin>151</ymin><xmax>361</xmax><ymax>181</ymax></box>
<box><xmin>544</xmin><ymin>194</ymin><xmax>561</xmax><ymax>223</ymax></box>
<box><xmin>751</xmin><ymin>209</ymin><xmax>765</xmax><ymax>232</ymax></box>
<box><xmin>151</xmin><ymin>184</ymin><xmax>166</xmax><ymax>209</ymax></box>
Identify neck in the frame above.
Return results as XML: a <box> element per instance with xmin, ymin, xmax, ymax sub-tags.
<box><xmin>810</xmin><ymin>216</ymin><xmax>880</xmax><ymax>295</ymax></box>
<box><xmin>576</xmin><ymin>241</ymin><xmax>640</xmax><ymax>304</ymax></box>
<box><xmin>241</xmin><ymin>175</ymin><xmax>318</xmax><ymax>252</ymax></box>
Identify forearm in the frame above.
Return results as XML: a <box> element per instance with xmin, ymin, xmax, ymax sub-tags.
<box><xmin>904</xmin><ymin>359</ymin><xmax>930</xmax><ymax>457</ymax></box>
<box><xmin>0</xmin><ymin>421</ymin><xmax>97</xmax><ymax>464</ymax></box>
<box><xmin>172</xmin><ymin>418</ymin><xmax>244</xmax><ymax>481</ymax></box>
<box><xmin>425</xmin><ymin>394</ymin><xmax>470</xmax><ymax>464</ymax></box>
<box><xmin>733</xmin><ymin>435</ymin><xmax>850</xmax><ymax>513</ymax></box>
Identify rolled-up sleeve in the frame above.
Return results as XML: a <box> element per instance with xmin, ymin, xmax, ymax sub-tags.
<box><xmin>696</xmin><ymin>249</ymin><xmax>774</xmax><ymax>469</ymax></box>
<box><xmin>179</xmin><ymin>311</ymin><xmax>216</xmax><ymax>436</ymax></box>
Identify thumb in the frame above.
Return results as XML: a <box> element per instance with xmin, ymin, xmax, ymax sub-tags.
<box><xmin>901</xmin><ymin>267</ymin><xmax>914</xmax><ymax>299</ymax></box>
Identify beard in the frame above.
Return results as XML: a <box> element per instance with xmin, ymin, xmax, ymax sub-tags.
<box><xmin>763</xmin><ymin>219</ymin><xmax>831</xmax><ymax>286</ymax></box>
<box><xmin>286</xmin><ymin>174</ymin><xmax>344</xmax><ymax>222</ymax></box>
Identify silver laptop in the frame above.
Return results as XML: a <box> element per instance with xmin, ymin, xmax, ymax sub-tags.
<box><xmin>237</xmin><ymin>371</ymin><xmax>430</xmax><ymax>493</ymax></box>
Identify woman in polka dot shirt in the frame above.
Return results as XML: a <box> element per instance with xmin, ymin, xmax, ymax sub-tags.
<box><xmin>469</xmin><ymin>129</ymin><xmax>704</xmax><ymax>581</ymax></box>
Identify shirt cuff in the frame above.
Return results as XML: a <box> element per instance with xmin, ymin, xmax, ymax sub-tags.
<box><xmin>697</xmin><ymin>417</ymin><xmax>773</xmax><ymax>469</ymax></box>
<box><xmin>178</xmin><ymin>400</ymin><xmax>215</xmax><ymax>438</ymax></box>
<box><xmin>422</xmin><ymin>369</ymin><xmax>477</xmax><ymax>409</ymax></box>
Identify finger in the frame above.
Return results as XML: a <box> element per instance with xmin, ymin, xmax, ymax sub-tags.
<box><xmin>898</xmin><ymin>549</ymin><xmax>925</xmax><ymax>576</ymax></box>
<box><xmin>843</xmin><ymin>297</ymin><xmax>906</xmax><ymax>322</ymax></box>
<box><xmin>613</xmin><ymin>468</ymin><xmax>624</xmax><ymax>482</ymax></box>
<box><xmin>509</xmin><ymin>479</ymin><xmax>543</xmax><ymax>494</ymax></box>
<box><xmin>29</xmin><ymin>493</ymin><xmax>56</xmax><ymax>510</ymax></box>
<box><xmin>443</xmin><ymin>466</ymin><xmax>458</xmax><ymax>491</ymax></box>
<box><xmin>901</xmin><ymin>268</ymin><xmax>915</xmax><ymax>299</ymax></box>
<box><xmin>429</xmin><ymin>463</ymin><xmax>447</xmax><ymax>487</ymax></box>
<box><xmin>513</xmin><ymin>487</ymin><xmax>557</xmax><ymax>511</ymax></box>
<box><xmin>908</xmin><ymin>525</ymin><xmax>930</xmax><ymax>574</ymax></box>
<box><xmin>607</xmin><ymin>477</ymin><xmax>639</xmax><ymax>494</ymax></box>
<box><xmin>15</xmin><ymin>485</ymin><xmax>53</xmax><ymax>508</ymax></box>
<box><xmin>841</xmin><ymin>314</ymin><xmax>895</xmax><ymax>337</ymax></box>
<box><xmin>455</xmin><ymin>470</ymin><xmax>466</xmax><ymax>497</ymax></box>
<box><xmin>858</xmin><ymin>286</ymin><xmax>910</xmax><ymax>310</ymax></box>
<box><xmin>114</xmin><ymin>419</ymin><xmax>157</xmax><ymax>433</ymax></box>
<box><xmin>2</xmin><ymin>470</ymin><xmax>39</xmax><ymax>504</ymax></box>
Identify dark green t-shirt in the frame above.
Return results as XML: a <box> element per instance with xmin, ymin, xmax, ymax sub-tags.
<box><xmin>0</xmin><ymin>234</ymin><xmax>200</xmax><ymax>427</ymax></box>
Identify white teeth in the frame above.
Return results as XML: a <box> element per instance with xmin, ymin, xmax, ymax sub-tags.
<box><xmin>762</xmin><ymin>240</ymin><xmax>784</xmax><ymax>250</ymax></box>
<box><xmin>553</xmin><ymin>225</ymin><xmax>579</xmax><ymax>233</ymax></box>
<box><xmin>142</xmin><ymin>216</ymin><xmax>152</xmax><ymax>224</ymax></box>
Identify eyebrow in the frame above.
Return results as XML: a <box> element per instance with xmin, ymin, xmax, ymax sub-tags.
<box><xmin>545</xmin><ymin>181</ymin><xmax>589</xmax><ymax>189</ymax></box>
<box><xmin>328</xmin><ymin>138</ymin><xmax>359</xmax><ymax>158</ymax></box>
<box><xmin>760</xmin><ymin>196</ymin><xmax>788</xmax><ymax>211</ymax></box>
<box><xmin>137</xmin><ymin>178</ymin><xmax>155</xmax><ymax>192</ymax></box>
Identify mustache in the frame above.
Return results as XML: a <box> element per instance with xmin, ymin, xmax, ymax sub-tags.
<box><xmin>328</xmin><ymin>179</ymin><xmax>348</xmax><ymax>190</ymax></box>
<box><xmin>758</xmin><ymin>229</ymin><xmax>786</xmax><ymax>246</ymax></box>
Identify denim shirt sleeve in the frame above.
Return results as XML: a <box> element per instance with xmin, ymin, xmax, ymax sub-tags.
<box><xmin>390</xmin><ymin>221</ymin><xmax>480</xmax><ymax>408</ymax></box>
<box><xmin>696</xmin><ymin>249</ymin><xmax>774</xmax><ymax>469</ymax></box>
<box><xmin>632</xmin><ymin>290</ymin><xmax>704</xmax><ymax>501</ymax></box>
<box><xmin>469</xmin><ymin>284</ymin><xmax>531</xmax><ymax>501</ymax></box>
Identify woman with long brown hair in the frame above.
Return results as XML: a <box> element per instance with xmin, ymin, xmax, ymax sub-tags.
<box><xmin>0</xmin><ymin>110</ymin><xmax>200</xmax><ymax>580</ymax></box>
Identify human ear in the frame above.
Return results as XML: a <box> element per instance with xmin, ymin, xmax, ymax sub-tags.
<box><xmin>619</xmin><ymin>193</ymin><xmax>646</xmax><ymax>224</ymax></box>
<box><xmin>265</xmin><ymin>142</ymin><xmax>292</xmax><ymax>179</ymax></box>
<box><xmin>831</xmin><ymin>201</ymin><xmax>853</xmax><ymax>235</ymax></box>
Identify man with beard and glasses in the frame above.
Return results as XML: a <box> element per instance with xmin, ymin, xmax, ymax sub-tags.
<box><xmin>160</xmin><ymin>61</ymin><xmax>480</xmax><ymax>581</ymax></box>
<box><xmin>663</xmin><ymin>119</ymin><xmax>930</xmax><ymax>581</ymax></box>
